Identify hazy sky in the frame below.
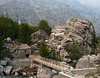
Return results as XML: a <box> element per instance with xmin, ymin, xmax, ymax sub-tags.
<box><xmin>78</xmin><ymin>0</ymin><xmax>100</xmax><ymax>8</ymax></box>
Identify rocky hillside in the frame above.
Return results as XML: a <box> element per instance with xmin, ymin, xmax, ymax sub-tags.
<box><xmin>0</xmin><ymin>0</ymin><xmax>100</xmax><ymax>34</ymax></box>
<box><xmin>46</xmin><ymin>17</ymin><xmax>95</xmax><ymax>61</ymax></box>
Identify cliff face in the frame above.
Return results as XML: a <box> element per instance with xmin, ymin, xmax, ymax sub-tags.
<box><xmin>65</xmin><ymin>17</ymin><xmax>94</xmax><ymax>52</ymax></box>
<box><xmin>46</xmin><ymin>17</ymin><xmax>95</xmax><ymax>61</ymax></box>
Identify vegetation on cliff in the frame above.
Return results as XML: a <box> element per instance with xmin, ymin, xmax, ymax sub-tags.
<box><xmin>67</xmin><ymin>44</ymin><xmax>84</xmax><ymax>60</ymax></box>
<box><xmin>39</xmin><ymin>42</ymin><xmax>61</xmax><ymax>61</ymax></box>
<box><xmin>39</xmin><ymin>42</ymin><xmax>50</xmax><ymax>58</ymax></box>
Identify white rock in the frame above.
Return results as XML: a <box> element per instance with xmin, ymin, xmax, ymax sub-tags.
<box><xmin>29</xmin><ymin>76</ymin><xmax>33</xmax><ymax>78</ymax></box>
<box><xmin>4</xmin><ymin>66</ymin><xmax>12</xmax><ymax>75</ymax></box>
<box><xmin>57</xmin><ymin>45</ymin><xmax>62</xmax><ymax>50</ymax></box>
<box><xmin>22</xmin><ymin>72</ymin><xmax>26</xmax><ymax>76</ymax></box>
<box><xmin>14</xmin><ymin>72</ymin><xmax>19</xmax><ymax>76</ymax></box>
<box><xmin>97</xmin><ymin>54</ymin><xmax>100</xmax><ymax>61</ymax></box>
<box><xmin>0</xmin><ymin>65</ymin><xmax>3</xmax><ymax>75</ymax></box>
<box><xmin>7</xmin><ymin>37</ymin><xmax>11</xmax><ymax>41</ymax></box>
<box><xmin>0</xmin><ymin>60</ymin><xmax>7</xmax><ymax>66</ymax></box>
<box><xmin>45</xmin><ymin>40</ymin><xmax>48</xmax><ymax>43</ymax></box>
<box><xmin>52</xmin><ymin>70</ymin><xmax>57</xmax><ymax>74</ymax></box>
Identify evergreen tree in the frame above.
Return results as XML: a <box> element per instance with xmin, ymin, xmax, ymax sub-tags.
<box><xmin>0</xmin><ymin>36</ymin><xmax>3</xmax><ymax>50</ymax></box>
<box><xmin>68</xmin><ymin>44</ymin><xmax>83</xmax><ymax>60</ymax></box>
<box><xmin>18</xmin><ymin>23</ymin><xmax>32</xmax><ymax>44</ymax></box>
<box><xmin>39</xmin><ymin>20</ymin><xmax>52</xmax><ymax>35</ymax></box>
<box><xmin>0</xmin><ymin>36</ymin><xmax>4</xmax><ymax>60</ymax></box>
<box><xmin>39</xmin><ymin>42</ymin><xmax>50</xmax><ymax>58</ymax></box>
<box><xmin>0</xmin><ymin>16</ymin><xmax>19</xmax><ymax>40</ymax></box>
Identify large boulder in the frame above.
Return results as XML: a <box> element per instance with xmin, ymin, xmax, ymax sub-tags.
<box><xmin>0</xmin><ymin>60</ymin><xmax>8</xmax><ymax>66</ymax></box>
<box><xmin>31</xmin><ymin>29</ymin><xmax>49</xmax><ymax>42</ymax></box>
<box><xmin>4</xmin><ymin>66</ymin><xmax>13</xmax><ymax>75</ymax></box>
<box><xmin>76</xmin><ymin>55</ymin><xmax>97</xmax><ymax>69</ymax></box>
<box><xmin>37</xmin><ymin>66</ymin><xmax>53</xmax><ymax>78</ymax></box>
<box><xmin>0</xmin><ymin>76</ymin><xmax>5</xmax><ymax>78</ymax></box>
<box><xmin>0</xmin><ymin>65</ymin><xmax>3</xmax><ymax>75</ymax></box>
<box><xmin>14</xmin><ymin>72</ymin><xmax>19</xmax><ymax>77</ymax></box>
<box><xmin>97</xmin><ymin>54</ymin><xmax>100</xmax><ymax>62</ymax></box>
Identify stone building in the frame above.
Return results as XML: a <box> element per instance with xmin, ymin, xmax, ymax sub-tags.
<box><xmin>16</xmin><ymin>44</ymin><xmax>31</xmax><ymax>58</ymax></box>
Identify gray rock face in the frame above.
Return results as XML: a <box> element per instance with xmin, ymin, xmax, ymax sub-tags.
<box><xmin>37</xmin><ymin>65</ymin><xmax>53</xmax><ymax>78</ymax></box>
<box><xmin>0</xmin><ymin>76</ymin><xmax>5</xmax><ymax>78</ymax></box>
<box><xmin>4</xmin><ymin>66</ymin><xmax>12</xmax><ymax>75</ymax></box>
<box><xmin>65</xmin><ymin>17</ymin><xmax>94</xmax><ymax>53</ymax></box>
<box><xmin>0</xmin><ymin>65</ymin><xmax>3</xmax><ymax>75</ymax></box>
<box><xmin>47</xmin><ymin>17</ymin><xmax>94</xmax><ymax>61</ymax></box>
<box><xmin>0</xmin><ymin>60</ymin><xmax>7</xmax><ymax>66</ymax></box>
<box><xmin>97</xmin><ymin>54</ymin><xmax>100</xmax><ymax>62</ymax></box>
<box><xmin>76</xmin><ymin>55</ymin><xmax>98</xmax><ymax>69</ymax></box>
<box><xmin>31</xmin><ymin>29</ymin><xmax>49</xmax><ymax>42</ymax></box>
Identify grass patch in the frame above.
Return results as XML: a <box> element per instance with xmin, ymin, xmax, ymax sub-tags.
<box><xmin>85</xmin><ymin>73</ymin><xmax>95</xmax><ymax>77</ymax></box>
<box><xmin>85</xmin><ymin>72</ymin><xmax>100</xmax><ymax>78</ymax></box>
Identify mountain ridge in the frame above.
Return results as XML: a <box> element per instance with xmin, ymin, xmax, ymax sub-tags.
<box><xmin>0</xmin><ymin>0</ymin><xmax>100</xmax><ymax>35</ymax></box>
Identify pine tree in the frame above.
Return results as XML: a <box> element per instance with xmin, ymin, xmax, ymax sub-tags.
<box><xmin>39</xmin><ymin>42</ymin><xmax>50</xmax><ymax>58</ymax></box>
<box><xmin>18</xmin><ymin>23</ymin><xmax>32</xmax><ymax>44</ymax></box>
<box><xmin>0</xmin><ymin>16</ymin><xmax>19</xmax><ymax>40</ymax></box>
<box><xmin>39</xmin><ymin>20</ymin><xmax>52</xmax><ymax>35</ymax></box>
<box><xmin>68</xmin><ymin>44</ymin><xmax>83</xmax><ymax>60</ymax></box>
<box><xmin>0</xmin><ymin>36</ymin><xmax>3</xmax><ymax>50</ymax></box>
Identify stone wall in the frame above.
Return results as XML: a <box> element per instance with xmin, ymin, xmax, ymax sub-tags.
<box><xmin>59</xmin><ymin>68</ymin><xmax>97</xmax><ymax>78</ymax></box>
<box><xmin>13</xmin><ymin>58</ymin><xmax>32</xmax><ymax>70</ymax></box>
<box><xmin>59</xmin><ymin>72</ymin><xmax>75</xmax><ymax>78</ymax></box>
<box><xmin>71</xmin><ymin>68</ymin><xmax>97</xmax><ymax>75</ymax></box>
<box><xmin>17</xmin><ymin>49</ymin><xmax>31</xmax><ymax>58</ymax></box>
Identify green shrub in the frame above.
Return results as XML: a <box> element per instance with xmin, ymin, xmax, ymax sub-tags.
<box><xmin>91</xmin><ymin>48</ymin><xmax>96</xmax><ymax>55</ymax></box>
<box><xmin>24</xmin><ymin>66</ymin><xmax>29</xmax><ymax>68</ymax></box>
<box><xmin>85</xmin><ymin>73</ymin><xmax>95</xmax><ymax>77</ymax></box>
<box><xmin>39</xmin><ymin>42</ymin><xmax>50</xmax><ymax>58</ymax></box>
<box><xmin>67</xmin><ymin>44</ymin><xmax>83</xmax><ymax>60</ymax></box>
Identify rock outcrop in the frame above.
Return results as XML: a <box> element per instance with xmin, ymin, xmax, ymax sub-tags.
<box><xmin>31</xmin><ymin>29</ymin><xmax>49</xmax><ymax>43</ymax></box>
<box><xmin>0</xmin><ymin>65</ymin><xmax>3</xmax><ymax>75</ymax></box>
<box><xmin>65</xmin><ymin>17</ymin><xmax>94</xmax><ymax>52</ymax></box>
<box><xmin>37</xmin><ymin>65</ymin><xmax>53</xmax><ymax>78</ymax></box>
<box><xmin>76</xmin><ymin>54</ymin><xmax>100</xmax><ymax>69</ymax></box>
<box><xmin>4</xmin><ymin>66</ymin><xmax>13</xmax><ymax>75</ymax></box>
<box><xmin>0</xmin><ymin>58</ymin><xmax>13</xmax><ymax>75</ymax></box>
<box><xmin>46</xmin><ymin>17</ymin><xmax>95</xmax><ymax>61</ymax></box>
<box><xmin>0</xmin><ymin>60</ymin><xmax>7</xmax><ymax>66</ymax></box>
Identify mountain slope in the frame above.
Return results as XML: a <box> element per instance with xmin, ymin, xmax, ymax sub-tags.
<box><xmin>0</xmin><ymin>0</ymin><xmax>100</xmax><ymax>34</ymax></box>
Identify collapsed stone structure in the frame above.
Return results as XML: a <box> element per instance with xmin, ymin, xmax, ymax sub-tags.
<box><xmin>46</xmin><ymin>17</ymin><xmax>95</xmax><ymax>61</ymax></box>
